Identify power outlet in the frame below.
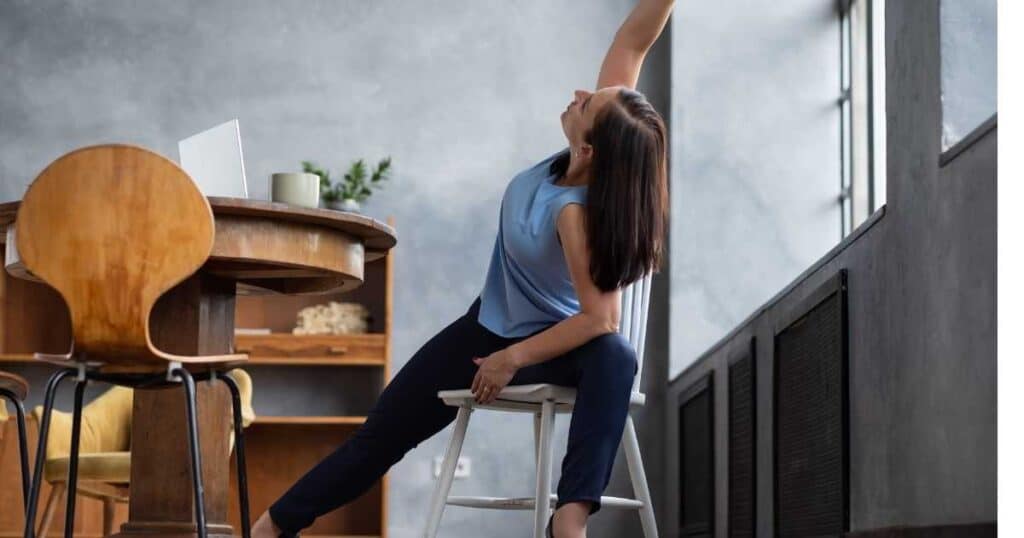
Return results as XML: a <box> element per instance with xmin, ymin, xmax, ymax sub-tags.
<box><xmin>432</xmin><ymin>456</ymin><xmax>472</xmax><ymax>479</ymax></box>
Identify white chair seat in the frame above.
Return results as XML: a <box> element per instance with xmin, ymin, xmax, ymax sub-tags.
<box><xmin>438</xmin><ymin>384</ymin><xmax>646</xmax><ymax>412</ymax></box>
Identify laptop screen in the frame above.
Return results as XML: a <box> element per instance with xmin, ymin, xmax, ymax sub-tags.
<box><xmin>177</xmin><ymin>119</ymin><xmax>249</xmax><ymax>198</ymax></box>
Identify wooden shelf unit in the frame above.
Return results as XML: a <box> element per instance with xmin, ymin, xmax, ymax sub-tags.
<box><xmin>229</xmin><ymin>420</ymin><xmax>385</xmax><ymax>538</ymax></box>
<box><xmin>230</xmin><ymin>216</ymin><xmax>394</xmax><ymax>538</ymax></box>
<box><xmin>0</xmin><ymin>217</ymin><xmax>395</xmax><ymax>538</ymax></box>
<box><xmin>0</xmin><ymin>353</ymin><xmax>41</xmax><ymax>363</ymax></box>
<box><xmin>235</xmin><ymin>333</ymin><xmax>388</xmax><ymax>366</ymax></box>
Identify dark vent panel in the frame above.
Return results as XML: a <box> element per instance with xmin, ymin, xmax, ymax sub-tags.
<box><xmin>728</xmin><ymin>341</ymin><xmax>756</xmax><ymax>537</ymax></box>
<box><xmin>679</xmin><ymin>373</ymin><xmax>714</xmax><ymax>538</ymax></box>
<box><xmin>773</xmin><ymin>271</ymin><xmax>849</xmax><ymax>536</ymax></box>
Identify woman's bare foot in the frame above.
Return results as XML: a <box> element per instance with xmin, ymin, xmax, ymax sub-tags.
<box><xmin>552</xmin><ymin>502</ymin><xmax>590</xmax><ymax>538</ymax></box>
<box><xmin>252</xmin><ymin>510</ymin><xmax>283</xmax><ymax>538</ymax></box>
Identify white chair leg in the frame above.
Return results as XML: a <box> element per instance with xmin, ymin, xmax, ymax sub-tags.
<box><xmin>623</xmin><ymin>416</ymin><xmax>658</xmax><ymax>538</ymax></box>
<box><xmin>533</xmin><ymin>400</ymin><xmax>556</xmax><ymax>538</ymax></box>
<box><xmin>533</xmin><ymin>412</ymin><xmax>542</xmax><ymax>462</ymax></box>
<box><xmin>423</xmin><ymin>405</ymin><xmax>473</xmax><ymax>538</ymax></box>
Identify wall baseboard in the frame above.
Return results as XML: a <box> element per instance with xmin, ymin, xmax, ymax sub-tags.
<box><xmin>844</xmin><ymin>522</ymin><xmax>995</xmax><ymax>538</ymax></box>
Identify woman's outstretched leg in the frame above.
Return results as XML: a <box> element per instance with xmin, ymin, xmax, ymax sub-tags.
<box><xmin>256</xmin><ymin>298</ymin><xmax>514</xmax><ymax>536</ymax></box>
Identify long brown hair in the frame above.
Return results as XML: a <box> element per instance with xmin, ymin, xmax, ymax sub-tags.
<box><xmin>551</xmin><ymin>88</ymin><xmax>668</xmax><ymax>292</ymax></box>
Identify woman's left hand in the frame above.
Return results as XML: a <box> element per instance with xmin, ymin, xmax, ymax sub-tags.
<box><xmin>471</xmin><ymin>349</ymin><xmax>519</xmax><ymax>404</ymax></box>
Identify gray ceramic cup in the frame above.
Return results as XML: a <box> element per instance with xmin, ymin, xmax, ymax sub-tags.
<box><xmin>271</xmin><ymin>172</ymin><xmax>321</xmax><ymax>208</ymax></box>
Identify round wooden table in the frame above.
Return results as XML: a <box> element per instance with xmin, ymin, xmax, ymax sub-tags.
<box><xmin>0</xmin><ymin>198</ymin><xmax>396</xmax><ymax>538</ymax></box>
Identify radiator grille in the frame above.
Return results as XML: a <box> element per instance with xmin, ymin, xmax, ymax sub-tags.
<box><xmin>729</xmin><ymin>346</ymin><xmax>756</xmax><ymax>538</ymax></box>
<box><xmin>774</xmin><ymin>274</ymin><xmax>848</xmax><ymax>536</ymax></box>
<box><xmin>680</xmin><ymin>375</ymin><xmax>714</xmax><ymax>537</ymax></box>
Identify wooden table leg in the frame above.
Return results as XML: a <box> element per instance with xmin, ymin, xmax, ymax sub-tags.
<box><xmin>114</xmin><ymin>274</ymin><xmax>237</xmax><ymax>538</ymax></box>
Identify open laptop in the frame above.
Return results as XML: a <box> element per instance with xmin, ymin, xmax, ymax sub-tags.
<box><xmin>177</xmin><ymin>119</ymin><xmax>249</xmax><ymax>198</ymax></box>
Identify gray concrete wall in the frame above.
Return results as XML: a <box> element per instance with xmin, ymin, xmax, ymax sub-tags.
<box><xmin>668</xmin><ymin>0</ymin><xmax>843</xmax><ymax>379</ymax></box>
<box><xmin>665</xmin><ymin>1</ymin><xmax>996</xmax><ymax>535</ymax></box>
<box><xmin>0</xmin><ymin>1</ymin><xmax>670</xmax><ymax>537</ymax></box>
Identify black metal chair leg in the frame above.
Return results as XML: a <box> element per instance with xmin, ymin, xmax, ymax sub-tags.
<box><xmin>63</xmin><ymin>377</ymin><xmax>87</xmax><ymax>538</ymax></box>
<box><xmin>24</xmin><ymin>369</ymin><xmax>75</xmax><ymax>538</ymax></box>
<box><xmin>217</xmin><ymin>371</ymin><xmax>251</xmax><ymax>538</ymax></box>
<box><xmin>174</xmin><ymin>368</ymin><xmax>208</xmax><ymax>538</ymax></box>
<box><xmin>0</xmin><ymin>390</ymin><xmax>30</xmax><ymax>508</ymax></box>
<box><xmin>14</xmin><ymin>396</ymin><xmax>30</xmax><ymax>510</ymax></box>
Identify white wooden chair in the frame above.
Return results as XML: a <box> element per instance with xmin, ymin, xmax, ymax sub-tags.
<box><xmin>424</xmin><ymin>273</ymin><xmax>657</xmax><ymax>538</ymax></box>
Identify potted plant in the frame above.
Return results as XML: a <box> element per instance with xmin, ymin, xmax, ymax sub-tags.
<box><xmin>302</xmin><ymin>157</ymin><xmax>392</xmax><ymax>212</ymax></box>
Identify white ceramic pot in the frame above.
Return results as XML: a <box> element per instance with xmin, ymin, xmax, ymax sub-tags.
<box><xmin>271</xmin><ymin>172</ymin><xmax>321</xmax><ymax>208</ymax></box>
<box><xmin>328</xmin><ymin>199</ymin><xmax>361</xmax><ymax>212</ymax></box>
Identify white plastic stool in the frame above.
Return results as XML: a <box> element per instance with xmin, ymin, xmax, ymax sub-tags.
<box><xmin>423</xmin><ymin>273</ymin><xmax>658</xmax><ymax>538</ymax></box>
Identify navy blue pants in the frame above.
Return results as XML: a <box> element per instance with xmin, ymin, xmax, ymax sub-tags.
<box><xmin>269</xmin><ymin>297</ymin><xmax>637</xmax><ymax>534</ymax></box>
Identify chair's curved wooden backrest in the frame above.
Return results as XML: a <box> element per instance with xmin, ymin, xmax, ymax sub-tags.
<box><xmin>16</xmin><ymin>145</ymin><xmax>214</xmax><ymax>362</ymax></box>
<box><xmin>620</xmin><ymin>271</ymin><xmax>654</xmax><ymax>394</ymax></box>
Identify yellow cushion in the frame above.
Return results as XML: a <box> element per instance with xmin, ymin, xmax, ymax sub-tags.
<box><xmin>33</xmin><ymin>369</ymin><xmax>253</xmax><ymax>466</ymax></box>
<box><xmin>43</xmin><ymin>451</ymin><xmax>131</xmax><ymax>484</ymax></box>
<box><xmin>33</xmin><ymin>386</ymin><xmax>134</xmax><ymax>461</ymax></box>
<box><xmin>227</xmin><ymin>368</ymin><xmax>256</xmax><ymax>428</ymax></box>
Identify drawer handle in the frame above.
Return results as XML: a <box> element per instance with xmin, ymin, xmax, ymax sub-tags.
<box><xmin>237</xmin><ymin>344</ymin><xmax>350</xmax><ymax>356</ymax></box>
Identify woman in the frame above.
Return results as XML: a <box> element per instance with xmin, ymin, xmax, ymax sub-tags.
<box><xmin>252</xmin><ymin>1</ymin><xmax>673</xmax><ymax>536</ymax></box>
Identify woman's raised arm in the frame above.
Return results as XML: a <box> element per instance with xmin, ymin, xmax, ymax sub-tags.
<box><xmin>597</xmin><ymin>0</ymin><xmax>676</xmax><ymax>90</ymax></box>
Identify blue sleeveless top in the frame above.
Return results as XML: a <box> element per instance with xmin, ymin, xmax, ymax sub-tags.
<box><xmin>477</xmin><ymin>148</ymin><xmax>589</xmax><ymax>337</ymax></box>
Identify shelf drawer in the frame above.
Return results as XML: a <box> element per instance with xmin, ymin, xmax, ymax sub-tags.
<box><xmin>235</xmin><ymin>333</ymin><xmax>387</xmax><ymax>366</ymax></box>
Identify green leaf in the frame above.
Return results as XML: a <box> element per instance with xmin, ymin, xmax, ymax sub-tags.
<box><xmin>307</xmin><ymin>156</ymin><xmax>394</xmax><ymax>204</ymax></box>
<box><xmin>368</xmin><ymin>157</ymin><xmax>391</xmax><ymax>187</ymax></box>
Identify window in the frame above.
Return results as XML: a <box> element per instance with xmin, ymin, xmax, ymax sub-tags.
<box><xmin>838</xmin><ymin>0</ymin><xmax>886</xmax><ymax>238</ymax></box>
<box><xmin>940</xmin><ymin>0</ymin><xmax>997</xmax><ymax>153</ymax></box>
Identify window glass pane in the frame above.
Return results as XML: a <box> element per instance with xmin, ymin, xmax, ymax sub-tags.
<box><xmin>940</xmin><ymin>0</ymin><xmax>997</xmax><ymax>150</ymax></box>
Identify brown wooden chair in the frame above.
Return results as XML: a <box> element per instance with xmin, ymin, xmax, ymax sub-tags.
<box><xmin>0</xmin><ymin>370</ymin><xmax>31</xmax><ymax>512</ymax></box>
<box><xmin>14</xmin><ymin>144</ymin><xmax>250</xmax><ymax>538</ymax></box>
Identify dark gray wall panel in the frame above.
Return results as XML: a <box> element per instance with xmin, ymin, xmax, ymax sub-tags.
<box><xmin>679</xmin><ymin>374</ymin><xmax>715</xmax><ymax>537</ymax></box>
<box><xmin>727</xmin><ymin>341</ymin><xmax>755</xmax><ymax>538</ymax></box>
<box><xmin>773</xmin><ymin>273</ymin><xmax>848</xmax><ymax>536</ymax></box>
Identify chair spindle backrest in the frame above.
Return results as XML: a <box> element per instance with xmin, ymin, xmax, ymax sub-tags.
<box><xmin>619</xmin><ymin>272</ymin><xmax>653</xmax><ymax>394</ymax></box>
